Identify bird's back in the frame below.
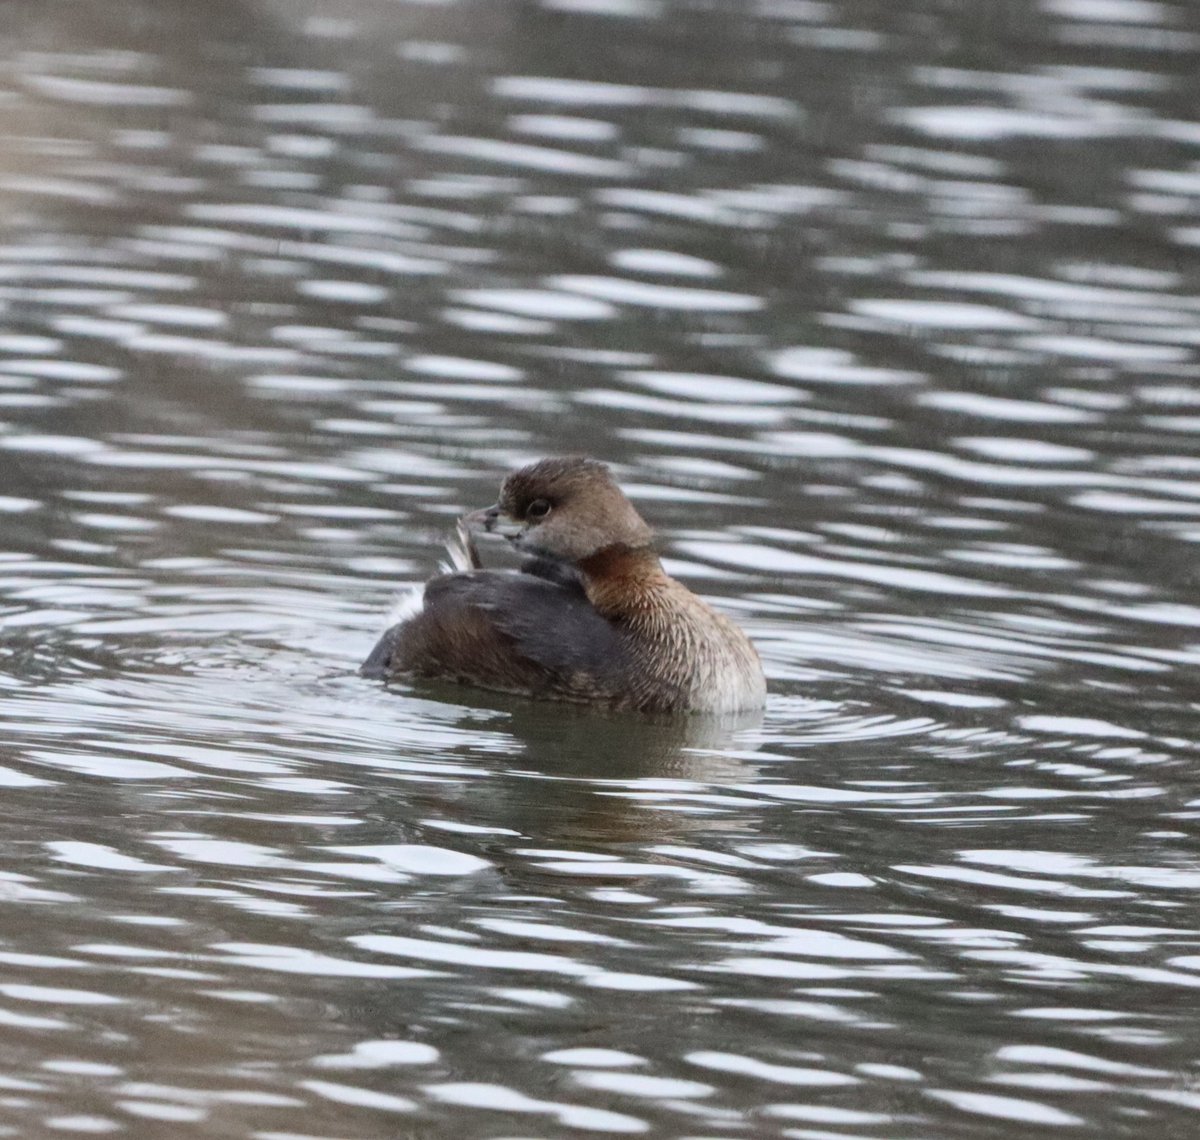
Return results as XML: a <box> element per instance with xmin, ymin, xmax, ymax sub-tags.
<box><xmin>362</xmin><ymin>567</ymin><xmax>642</xmax><ymax>706</ymax></box>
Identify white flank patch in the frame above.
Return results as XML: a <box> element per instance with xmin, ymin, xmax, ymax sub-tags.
<box><xmin>383</xmin><ymin>586</ymin><xmax>424</xmax><ymax>627</ymax></box>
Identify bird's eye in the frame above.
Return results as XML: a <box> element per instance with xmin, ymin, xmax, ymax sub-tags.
<box><xmin>526</xmin><ymin>499</ymin><xmax>551</xmax><ymax>520</ymax></box>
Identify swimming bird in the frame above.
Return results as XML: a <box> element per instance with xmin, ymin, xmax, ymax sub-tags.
<box><xmin>361</xmin><ymin>457</ymin><xmax>766</xmax><ymax>714</ymax></box>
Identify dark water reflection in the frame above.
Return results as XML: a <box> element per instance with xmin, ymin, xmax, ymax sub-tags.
<box><xmin>2</xmin><ymin>0</ymin><xmax>1200</xmax><ymax>1135</ymax></box>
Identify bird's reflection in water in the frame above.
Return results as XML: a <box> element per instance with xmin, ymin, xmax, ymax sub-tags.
<box><xmin>391</xmin><ymin>679</ymin><xmax>766</xmax><ymax>846</ymax></box>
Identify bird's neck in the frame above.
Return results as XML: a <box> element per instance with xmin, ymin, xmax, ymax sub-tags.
<box><xmin>576</xmin><ymin>544</ymin><xmax>671</xmax><ymax>621</ymax></box>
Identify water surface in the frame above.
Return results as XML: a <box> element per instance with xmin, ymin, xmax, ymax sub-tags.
<box><xmin>2</xmin><ymin>0</ymin><xmax>1200</xmax><ymax>1136</ymax></box>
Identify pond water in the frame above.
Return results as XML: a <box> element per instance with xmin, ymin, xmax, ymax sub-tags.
<box><xmin>2</xmin><ymin>0</ymin><xmax>1200</xmax><ymax>1135</ymax></box>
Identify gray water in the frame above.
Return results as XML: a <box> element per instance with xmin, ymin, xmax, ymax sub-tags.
<box><xmin>2</xmin><ymin>0</ymin><xmax>1200</xmax><ymax>1136</ymax></box>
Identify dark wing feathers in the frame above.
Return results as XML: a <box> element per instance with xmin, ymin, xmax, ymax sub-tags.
<box><xmin>361</xmin><ymin>569</ymin><xmax>631</xmax><ymax>699</ymax></box>
<box><xmin>470</xmin><ymin>573</ymin><xmax>628</xmax><ymax>680</ymax></box>
<box><xmin>517</xmin><ymin>555</ymin><xmax>586</xmax><ymax>593</ymax></box>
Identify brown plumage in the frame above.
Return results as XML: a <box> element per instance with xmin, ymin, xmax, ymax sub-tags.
<box><xmin>361</xmin><ymin>457</ymin><xmax>766</xmax><ymax>714</ymax></box>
